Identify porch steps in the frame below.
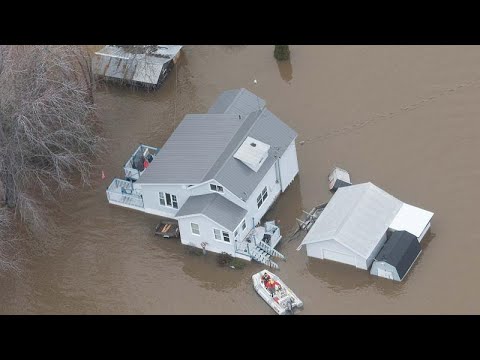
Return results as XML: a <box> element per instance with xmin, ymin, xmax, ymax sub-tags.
<box><xmin>256</xmin><ymin>240</ymin><xmax>286</xmax><ymax>261</ymax></box>
<box><xmin>250</xmin><ymin>247</ymin><xmax>280</xmax><ymax>270</ymax></box>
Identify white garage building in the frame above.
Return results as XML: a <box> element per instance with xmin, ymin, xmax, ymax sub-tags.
<box><xmin>297</xmin><ymin>182</ymin><xmax>433</xmax><ymax>271</ymax></box>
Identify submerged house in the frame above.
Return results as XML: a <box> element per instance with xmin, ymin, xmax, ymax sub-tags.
<box><xmin>106</xmin><ymin>88</ymin><xmax>299</xmax><ymax>265</ymax></box>
<box><xmin>297</xmin><ymin>182</ymin><xmax>433</xmax><ymax>280</ymax></box>
<box><xmin>93</xmin><ymin>45</ymin><xmax>182</xmax><ymax>87</ymax></box>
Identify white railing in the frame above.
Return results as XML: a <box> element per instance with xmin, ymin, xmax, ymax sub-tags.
<box><xmin>106</xmin><ymin>178</ymin><xmax>144</xmax><ymax>208</ymax></box>
<box><xmin>124</xmin><ymin>144</ymin><xmax>160</xmax><ymax>181</ymax></box>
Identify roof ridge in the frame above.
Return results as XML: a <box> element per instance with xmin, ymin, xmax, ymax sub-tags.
<box><xmin>333</xmin><ymin>183</ymin><xmax>372</xmax><ymax>238</ymax></box>
<box><xmin>223</xmin><ymin>88</ymin><xmax>245</xmax><ymax>114</ymax></box>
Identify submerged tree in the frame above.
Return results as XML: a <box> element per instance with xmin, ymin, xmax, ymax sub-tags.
<box><xmin>0</xmin><ymin>45</ymin><xmax>102</xmax><ymax>267</ymax></box>
<box><xmin>274</xmin><ymin>45</ymin><xmax>290</xmax><ymax>61</ymax></box>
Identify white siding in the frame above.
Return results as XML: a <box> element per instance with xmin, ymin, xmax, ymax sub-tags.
<box><xmin>244</xmin><ymin>163</ymin><xmax>282</xmax><ymax>226</ymax></box>
<box><xmin>139</xmin><ymin>184</ymin><xmax>187</xmax><ymax>218</ymax></box>
<box><xmin>366</xmin><ymin>232</ymin><xmax>388</xmax><ymax>269</ymax></box>
<box><xmin>306</xmin><ymin>240</ymin><xmax>368</xmax><ymax>270</ymax></box>
<box><xmin>370</xmin><ymin>261</ymin><xmax>400</xmax><ymax>281</ymax></box>
<box><xmin>177</xmin><ymin>215</ymin><xmax>235</xmax><ymax>256</ymax></box>
<box><xmin>279</xmin><ymin>139</ymin><xmax>299</xmax><ymax>192</ymax></box>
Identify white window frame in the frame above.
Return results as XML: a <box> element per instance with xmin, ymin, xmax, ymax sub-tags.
<box><xmin>191</xmin><ymin>222</ymin><xmax>200</xmax><ymax>236</ymax></box>
<box><xmin>222</xmin><ymin>231</ymin><xmax>230</xmax><ymax>243</ymax></box>
<box><xmin>257</xmin><ymin>186</ymin><xmax>268</xmax><ymax>209</ymax></box>
<box><xmin>159</xmin><ymin>192</ymin><xmax>178</xmax><ymax>209</ymax></box>
<box><xmin>213</xmin><ymin>228</ymin><xmax>222</xmax><ymax>241</ymax></box>
<box><xmin>210</xmin><ymin>184</ymin><xmax>224</xmax><ymax>193</ymax></box>
<box><xmin>213</xmin><ymin>227</ymin><xmax>230</xmax><ymax>243</ymax></box>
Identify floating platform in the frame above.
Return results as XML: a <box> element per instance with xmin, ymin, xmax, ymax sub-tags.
<box><xmin>155</xmin><ymin>221</ymin><xmax>179</xmax><ymax>238</ymax></box>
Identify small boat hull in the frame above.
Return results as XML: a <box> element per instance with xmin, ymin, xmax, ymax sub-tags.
<box><xmin>252</xmin><ymin>269</ymin><xmax>303</xmax><ymax>315</ymax></box>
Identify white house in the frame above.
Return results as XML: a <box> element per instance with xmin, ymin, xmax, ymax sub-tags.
<box><xmin>297</xmin><ymin>182</ymin><xmax>433</xmax><ymax>273</ymax></box>
<box><xmin>107</xmin><ymin>88</ymin><xmax>299</xmax><ymax>264</ymax></box>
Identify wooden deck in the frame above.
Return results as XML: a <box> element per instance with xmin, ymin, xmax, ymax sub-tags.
<box><xmin>155</xmin><ymin>221</ymin><xmax>179</xmax><ymax>238</ymax></box>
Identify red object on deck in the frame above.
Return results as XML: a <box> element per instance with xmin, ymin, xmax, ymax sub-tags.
<box><xmin>144</xmin><ymin>160</ymin><xmax>149</xmax><ymax>169</ymax></box>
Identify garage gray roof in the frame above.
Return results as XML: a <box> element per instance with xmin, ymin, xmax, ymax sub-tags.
<box><xmin>137</xmin><ymin>89</ymin><xmax>297</xmax><ymax>200</ymax></box>
<box><xmin>175</xmin><ymin>193</ymin><xmax>247</xmax><ymax>231</ymax></box>
<box><xmin>375</xmin><ymin>231</ymin><xmax>421</xmax><ymax>280</ymax></box>
<box><xmin>299</xmin><ymin>183</ymin><xmax>403</xmax><ymax>259</ymax></box>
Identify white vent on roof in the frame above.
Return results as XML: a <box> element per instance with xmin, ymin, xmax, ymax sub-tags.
<box><xmin>234</xmin><ymin>136</ymin><xmax>270</xmax><ymax>172</ymax></box>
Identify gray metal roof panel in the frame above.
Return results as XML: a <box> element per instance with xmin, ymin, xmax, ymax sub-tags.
<box><xmin>213</xmin><ymin>108</ymin><xmax>298</xmax><ymax>199</ymax></box>
<box><xmin>208</xmin><ymin>88</ymin><xmax>266</xmax><ymax>117</ymax></box>
<box><xmin>376</xmin><ymin>231</ymin><xmax>421</xmax><ymax>279</ymax></box>
<box><xmin>137</xmin><ymin>114</ymin><xmax>244</xmax><ymax>184</ymax></box>
<box><xmin>176</xmin><ymin>194</ymin><xmax>247</xmax><ymax>231</ymax></box>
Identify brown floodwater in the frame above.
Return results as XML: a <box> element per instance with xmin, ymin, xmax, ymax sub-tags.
<box><xmin>1</xmin><ymin>45</ymin><xmax>480</xmax><ymax>314</ymax></box>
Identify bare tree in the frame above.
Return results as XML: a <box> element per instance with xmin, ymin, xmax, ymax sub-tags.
<box><xmin>0</xmin><ymin>45</ymin><xmax>102</xmax><ymax>266</ymax></box>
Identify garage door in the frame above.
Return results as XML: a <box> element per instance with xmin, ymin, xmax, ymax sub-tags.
<box><xmin>323</xmin><ymin>249</ymin><xmax>356</xmax><ymax>267</ymax></box>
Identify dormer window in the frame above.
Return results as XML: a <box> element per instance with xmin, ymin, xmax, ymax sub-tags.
<box><xmin>210</xmin><ymin>184</ymin><xmax>224</xmax><ymax>193</ymax></box>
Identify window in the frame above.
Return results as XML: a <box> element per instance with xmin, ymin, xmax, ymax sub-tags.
<box><xmin>222</xmin><ymin>231</ymin><xmax>230</xmax><ymax>243</ymax></box>
<box><xmin>213</xmin><ymin>228</ymin><xmax>230</xmax><ymax>243</ymax></box>
<box><xmin>210</xmin><ymin>184</ymin><xmax>224</xmax><ymax>193</ymax></box>
<box><xmin>159</xmin><ymin>192</ymin><xmax>178</xmax><ymax>209</ymax></box>
<box><xmin>191</xmin><ymin>223</ymin><xmax>200</xmax><ymax>236</ymax></box>
<box><xmin>234</xmin><ymin>229</ymin><xmax>239</xmax><ymax>239</ymax></box>
<box><xmin>241</xmin><ymin>219</ymin><xmax>246</xmax><ymax>231</ymax></box>
<box><xmin>257</xmin><ymin>186</ymin><xmax>268</xmax><ymax>209</ymax></box>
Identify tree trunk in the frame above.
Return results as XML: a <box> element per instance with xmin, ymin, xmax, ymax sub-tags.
<box><xmin>3</xmin><ymin>171</ymin><xmax>15</xmax><ymax>208</ymax></box>
<box><xmin>0</xmin><ymin>116</ymin><xmax>15</xmax><ymax>207</ymax></box>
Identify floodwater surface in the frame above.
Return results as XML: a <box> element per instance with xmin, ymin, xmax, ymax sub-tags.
<box><xmin>1</xmin><ymin>45</ymin><xmax>480</xmax><ymax>314</ymax></box>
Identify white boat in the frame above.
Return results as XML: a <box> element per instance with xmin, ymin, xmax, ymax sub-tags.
<box><xmin>252</xmin><ymin>269</ymin><xmax>303</xmax><ymax>315</ymax></box>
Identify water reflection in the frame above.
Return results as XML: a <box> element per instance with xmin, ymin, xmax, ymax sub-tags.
<box><xmin>276</xmin><ymin>59</ymin><xmax>293</xmax><ymax>84</ymax></box>
<box><xmin>220</xmin><ymin>45</ymin><xmax>248</xmax><ymax>54</ymax></box>
<box><xmin>306</xmin><ymin>258</ymin><xmax>404</xmax><ymax>297</ymax></box>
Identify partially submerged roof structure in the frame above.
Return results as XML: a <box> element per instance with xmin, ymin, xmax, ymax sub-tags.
<box><xmin>298</xmin><ymin>182</ymin><xmax>403</xmax><ymax>259</ymax></box>
<box><xmin>93</xmin><ymin>45</ymin><xmax>182</xmax><ymax>86</ymax></box>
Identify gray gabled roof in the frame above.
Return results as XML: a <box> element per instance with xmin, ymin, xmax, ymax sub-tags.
<box><xmin>299</xmin><ymin>183</ymin><xmax>403</xmax><ymax>259</ymax></box>
<box><xmin>208</xmin><ymin>88</ymin><xmax>266</xmax><ymax>117</ymax></box>
<box><xmin>138</xmin><ymin>114</ymin><xmax>244</xmax><ymax>184</ymax></box>
<box><xmin>137</xmin><ymin>89</ymin><xmax>298</xmax><ymax>200</ymax></box>
<box><xmin>176</xmin><ymin>194</ymin><xmax>247</xmax><ymax>231</ymax></box>
<box><xmin>375</xmin><ymin>231</ymin><xmax>421</xmax><ymax>280</ymax></box>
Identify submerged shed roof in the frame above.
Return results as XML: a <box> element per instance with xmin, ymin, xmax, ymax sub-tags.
<box><xmin>93</xmin><ymin>45</ymin><xmax>182</xmax><ymax>85</ymax></box>
<box><xmin>176</xmin><ymin>193</ymin><xmax>247</xmax><ymax>231</ymax></box>
<box><xmin>137</xmin><ymin>88</ymin><xmax>297</xmax><ymax>200</ymax></box>
<box><xmin>375</xmin><ymin>231</ymin><xmax>421</xmax><ymax>280</ymax></box>
<box><xmin>299</xmin><ymin>183</ymin><xmax>403</xmax><ymax>258</ymax></box>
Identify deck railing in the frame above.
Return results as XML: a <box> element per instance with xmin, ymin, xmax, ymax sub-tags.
<box><xmin>124</xmin><ymin>144</ymin><xmax>160</xmax><ymax>181</ymax></box>
<box><xmin>106</xmin><ymin>178</ymin><xmax>144</xmax><ymax>208</ymax></box>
